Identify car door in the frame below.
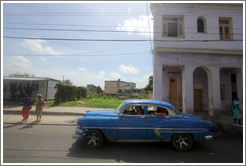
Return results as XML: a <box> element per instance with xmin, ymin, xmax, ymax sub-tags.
<box><xmin>116</xmin><ymin>105</ymin><xmax>147</xmax><ymax>141</ymax></box>
<box><xmin>146</xmin><ymin>106</ymin><xmax>174</xmax><ymax>141</ymax></box>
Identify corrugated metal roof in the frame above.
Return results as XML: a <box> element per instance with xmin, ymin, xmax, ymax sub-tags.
<box><xmin>3</xmin><ymin>76</ymin><xmax>61</xmax><ymax>82</ymax></box>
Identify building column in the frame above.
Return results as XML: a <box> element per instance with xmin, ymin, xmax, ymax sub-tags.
<box><xmin>162</xmin><ymin>67</ymin><xmax>169</xmax><ymax>102</ymax></box>
<box><xmin>236</xmin><ymin>68</ymin><xmax>243</xmax><ymax>111</ymax></box>
<box><xmin>153</xmin><ymin>56</ymin><xmax>163</xmax><ymax>101</ymax></box>
<box><xmin>210</xmin><ymin>66</ymin><xmax>222</xmax><ymax>116</ymax></box>
<box><xmin>182</xmin><ymin>65</ymin><xmax>195</xmax><ymax>114</ymax></box>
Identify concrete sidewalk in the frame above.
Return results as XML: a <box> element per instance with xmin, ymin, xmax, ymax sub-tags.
<box><xmin>3</xmin><ymin>106</ymin><xmax>113</xmax><ymax>126</ymax></box>
<box><xmin>3</xmin><ymin>105</ymin><xmax>113</xmax><ymax>116</ymax></box>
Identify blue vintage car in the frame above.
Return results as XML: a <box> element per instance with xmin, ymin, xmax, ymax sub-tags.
<box><xmin>73</xmin><ymin>99</ymin><xmax>213</xmax><ymax>152</ymax></box>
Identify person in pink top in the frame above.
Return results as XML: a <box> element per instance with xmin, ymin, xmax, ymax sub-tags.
<box><xmin>20</xmin><ymin>93</ymin><xmax>33</xmax><ymax>122</ymax></box>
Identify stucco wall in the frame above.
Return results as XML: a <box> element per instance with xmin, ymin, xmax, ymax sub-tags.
<box><xmin>151</xmin><ymin>3</ymin><xmax>243</xmax><ymax>51</ymax></box>
<box><xmin>104</xmin><ymin>82</ymin><xmax>118</xmax><ymax>95</ymax></box>
<box><xmin>47</xmin><ymin>80</ymin><xmax>59</xmax><ymax>100</ymax></box>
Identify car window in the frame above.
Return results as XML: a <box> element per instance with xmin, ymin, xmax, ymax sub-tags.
<box><xmin>122</xmin><ymin>105</ymin><xmax>144</xmax><ymax>115</ymax></box>
<box><xmin>173</xmin><ymin>108</ymin><xmax>183</xmax><ymax>115</ymax></box>
<box><xmin>147</xmin><ymin>105</ymin><xmax>169</xmax><ymax>117</ymax></box>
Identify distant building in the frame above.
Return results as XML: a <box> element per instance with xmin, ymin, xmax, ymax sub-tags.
<box><xmin>104</xmin><ymin>79</ymin><xmax>140</xmax><ymax>97</ymax></box>
<box><xmin>63</xmin><ymin>79</ymin><xmax>73</xmax><ymax>85</ymax></box>
<box><xmin>3</xmin><ymin>76</ymin><xmax>61</xmax><ymax>101</ymax></box>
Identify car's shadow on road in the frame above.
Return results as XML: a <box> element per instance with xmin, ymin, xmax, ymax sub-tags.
<box><xmin>67</xmin><ymin>138</ymin><xmax>214</xmax><ymax>163</ymax></box>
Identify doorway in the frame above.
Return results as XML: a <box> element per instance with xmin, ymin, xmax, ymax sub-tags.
<box><xmin>169</xmin><ymin>78</ymin><xmax>178</xmax><ymax>108</ymax></box>
<box><xmin>194</xmin><ymin>89</ymin><xmax>203</xmax><ymax>111</ymax></box>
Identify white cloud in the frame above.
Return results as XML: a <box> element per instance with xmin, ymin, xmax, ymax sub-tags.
<box><xmin>99</xmin><ymin>70</ymin><xmax>106</xmax><ymax>76</ymax></box>
<box><xmin>116</xmin><ymin>15</ymin><xmax>153</xmax><ymax>37</ymax></box>
<box><xmin>40</xmin><ymin>57</ymin><xmax>46</xmax><ymax>62</ymax></box>
<box><xmin>119</xmin><ymin>64</ymin><xmax>139</xmax><ymax>74</ymax></box>
<box><xmin>131</xmin><ymin>73</ymin><xmax>153</xmax><ymax>89</ymax></box>
<box><xmin>22</xmin><ymin>39</ymin><xmax>61</xmax><ymax>55</ymax></box>
<box><xmin>109</xmin><ymin>72</ymin><xmax>122</xmax><ymax>79</ymax></box>
<box><xmin>78</xmin><ymin>67</ymin><xmax>87</xmax><ymax>72</ymax></box>
<box><xmin>11</xmin><ymin>56</ymin><xmax>32</xmax><ymax>68</ymax></box>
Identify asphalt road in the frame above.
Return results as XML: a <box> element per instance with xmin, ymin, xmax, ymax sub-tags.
<box><xmin>3</xmin><ymin>119</ymin><xmax>244</xmax><ymax>164</ymax></box>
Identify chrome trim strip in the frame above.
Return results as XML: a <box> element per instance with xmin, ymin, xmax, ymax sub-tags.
<box><xmin>81</xmin><ymin>126</ymin><xmax>208</xmax><ymax>132</ymax></box>
<box><xmin>154</xmin><ymin>129</ymin><xmax>170</xmax><ymax>141</ymax></box>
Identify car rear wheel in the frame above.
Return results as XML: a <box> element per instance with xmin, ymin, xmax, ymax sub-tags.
<box><xmin>83</xmin><ymin>130</ymin><xmax>103</xmax><ymax>149</ymax></box>
<box><xmin>172</xmin><ymin>133</ymin><xmax>193</xmax><ymax>152</ymax></box>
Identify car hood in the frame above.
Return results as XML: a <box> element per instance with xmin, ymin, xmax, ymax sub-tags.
<box><xmin>84</xmin><ymin>110</ymin><xmax>117</xmax><ymax>117</ymax></box>
<box><xmin>181</xmin><ymin>113</ymin><xmax>202</xmax><ymax>120</ymax></box>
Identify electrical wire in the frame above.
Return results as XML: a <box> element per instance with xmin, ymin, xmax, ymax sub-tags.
<box><xmin>3</xmin><ymin>27</ymin><xmax>243</xmax><ymax>36</ymax></box>
<box><xmin>3</xmin><ymin>36</ymin><xmax>243</xmax><ymax>42</ymax></box>
<box><xmin>4</xmin><ymin>52</ymin><xmax>149</xmax><ymax>57</ymax></box>
<box><xmin>3</xmin><ymin>22</ymin><xmax>243</xmax><ymax>30</ymax></box>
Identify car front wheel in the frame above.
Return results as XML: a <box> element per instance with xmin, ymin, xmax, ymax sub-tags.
<box><xmin>83</xmin><ymin>130</ymin><xmax>103</xmax><ymax>149</ymax></box>
<box><xmin>172</xmin><ymin>133</ymin><xmax>193</xmax><ymax>152</ymax></box>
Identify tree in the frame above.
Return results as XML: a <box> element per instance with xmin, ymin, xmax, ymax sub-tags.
<box><xmin>8</xmin><ymin>72</ymin><xmax>34</xmax><ymax>77</ymax></box>
<box><xmin>144</xmin><ymin>75</ymin><xmax>153</xmax><ymax>91</ymax></box>
<box><xmin>96</xmin><ymin>86</ymin><xmax>103</xmax><ymax>93</ymax></box>
<box><xmin>86</xmin><ymin>84</ymin><xmax>103</xmax><ymax>93</ymax></box>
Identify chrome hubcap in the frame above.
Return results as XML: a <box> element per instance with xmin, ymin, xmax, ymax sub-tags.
<box><xmin>176</xmin><ymin>136</ymin><xmax>189</xmax><ymax>149</ymax></box>
<box><xmin>87</xmin><ymin>133</ymin><xmax>99</xmax><ymax>146</ymax></box>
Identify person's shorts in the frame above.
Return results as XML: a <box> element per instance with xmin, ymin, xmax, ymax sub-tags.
<box><xmin>233</xmin><ymin>109</ymin><xmax>242</xmax><ymax>119</ymax></box>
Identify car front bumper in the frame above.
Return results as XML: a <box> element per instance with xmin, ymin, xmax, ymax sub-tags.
<box><xmin>204</xmin><ymin>135</ymin><xmax>213</xmax><ymax>140</ymax></box>
<box><xmin>73</xmin><ymin>128</ymin><xmax>83</xmax><ymax>139</ymax></box>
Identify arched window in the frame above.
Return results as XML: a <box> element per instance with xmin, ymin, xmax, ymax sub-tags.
<box><xmin>197</xmin><ymin>17</ymin><xmax>206</xmax><ymax>33</ymax></box>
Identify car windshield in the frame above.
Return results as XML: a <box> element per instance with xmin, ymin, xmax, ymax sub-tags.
<box><xmin>173</xmin><ymin>107</ymin><xmax>183</xmax><ymax>115</ymax></box>
<box><xmin>115</xmin><ymin>102</ymin><xmax>125</xmax><ymax>114</ymax></box>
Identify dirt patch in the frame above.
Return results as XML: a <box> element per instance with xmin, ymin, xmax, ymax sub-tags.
<box><xmin>77</xmin><ymin>101</ymin><xmax>86</xmax><ymax>104</ymax></box>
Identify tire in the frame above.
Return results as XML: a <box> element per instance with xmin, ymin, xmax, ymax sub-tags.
<box><xmin>83</xmin><ymin>130</ymin><xmax>103</xmax><ymax>149</ymax></box>
<box><xmin>172</xmin><ymin>133</ymin><xmax>193</xmax><ymax>152</ymax></box>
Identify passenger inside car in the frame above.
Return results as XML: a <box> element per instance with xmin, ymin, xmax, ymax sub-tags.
<box><xmin>156</xmin><ymin>107</ymin><xmax>169</xmax><ymax>116</ymax></box>
<box><xmin>135</xmin><ymin>106</ymin><xmax>144</xmax><ymax>115</ymax></box>
<box><xmin>122</xmin><ymin>106</ymin><xmax>144</xmax><ymax>115</ymax></box>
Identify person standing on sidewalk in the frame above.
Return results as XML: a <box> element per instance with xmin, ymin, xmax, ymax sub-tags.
<box><xmin>232</xmin><ymin>97</ymin><xmax>243</xmax><ymax>127</ymax></box>
<box><xmin>35</xmin><ymin>94</ymin><xmax>45</xmax><ymax>123</ymax></box>
<box><xmin>21</xmin><ymin>93</ymin><xmax>33</xmax><ymax>122</ymax></box>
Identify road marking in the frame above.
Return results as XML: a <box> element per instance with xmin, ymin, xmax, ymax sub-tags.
<box><xmin>176</xmin><ymin>152</ymin><xmax>215</xmax><ymax>155</ymax></box>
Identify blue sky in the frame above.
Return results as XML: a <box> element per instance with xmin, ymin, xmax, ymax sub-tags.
<box><xmin>2</xmin><ymin>2</ymin><xmax>153</xmax><ymax>89</ymax></box>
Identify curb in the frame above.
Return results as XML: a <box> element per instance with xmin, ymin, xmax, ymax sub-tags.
<box><xmin>3</xmin><ymin>122</ymin><xmax>77</xmax><ymax>126</ymax></box>
<box><xmin>3</xmin><ymin>110</ymin><xmax>85</xmax><ymax>116</ymax></box>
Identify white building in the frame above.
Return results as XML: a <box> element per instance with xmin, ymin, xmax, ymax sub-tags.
<box><xmin>150</xmin><ymin>3</ymin><xmax>243</xmax><ymax>116</ymax></box>
<box><xmin>3</xmin><ymin>76</ymin><xmax>61</xmax><ymax>101</ymax></box>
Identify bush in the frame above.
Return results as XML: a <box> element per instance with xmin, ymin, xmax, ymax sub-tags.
<box><xmin>77</xmin><ymin>86</ymin><xmax>86</xmax><ymax>99</ymax></box>
<box><xmin>54</xmin><ymin>83</ymin><xmax>86</xmax><ymax>104</ymax></box>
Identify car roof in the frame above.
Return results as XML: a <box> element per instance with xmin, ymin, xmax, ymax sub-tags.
<box><xmin>123</xmin><ymin>99</ymin><xmax>174</xmax><ymax>110</ymax></box>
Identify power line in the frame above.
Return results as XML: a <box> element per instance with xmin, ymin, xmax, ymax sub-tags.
<box><xmin>3</xmin><ymin>12</ymin><xmax>241</xmax><ymax>16</ymax></box>
<box><xmin>4</xmin><ymin>27</ymin><xmax>152</xmax><ymax>33</ymax></box>
<box><xmin>3</xmin><ymin>27</ymin><xmax>243</xmax><ymax>35</ymax></box>
<box><xmin>3</xmin><ymin>22</ymin><xmax>150</xmax><ymax>28</ymax></box>
<box><xmin>70</xmin><ymin>43</ymin><xmax>147</xmax><ymax>55</ymax></box>
<box><xmin>3</xmin><ymin>36</ymin><xmax>243</xmax><ymax>42</ymax></box>
<box><xmin>4</xmin><ymin>52</ymin><xmax>150</xmax><ymax>57</ymax></box>
<box><xmin>3</xmin><ymin>22</ymin><xmax>243</xmax><ymax>30</ymax></box>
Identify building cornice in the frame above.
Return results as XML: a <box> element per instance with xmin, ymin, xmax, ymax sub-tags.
<box><xmin>155</xmin><ymin>47</ymin><xmax>243</xmax><ymax>55</ymax></box>
<box><xmin>151</xmin><ymin>3</ymin><xmax>243</xmax><ymax>10</ymax></box>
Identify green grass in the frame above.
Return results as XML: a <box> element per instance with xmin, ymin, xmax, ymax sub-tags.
<box><xmin>46</xmin><ymin>97</ymin><xmax>124</xmax><ymax>109</ymax></box>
